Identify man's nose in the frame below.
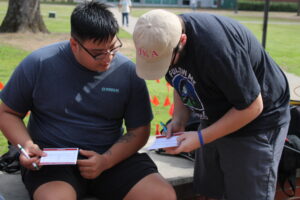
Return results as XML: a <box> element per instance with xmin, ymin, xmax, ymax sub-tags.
<box><xmin>102</xmin><ymin>53</ymin><xmax>114</xmax><ymax>63</ymax></box>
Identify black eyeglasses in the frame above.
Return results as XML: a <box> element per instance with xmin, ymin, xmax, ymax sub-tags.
<box><xmin>73</xmin><ymin>36</ymin><xmax>123</xmax><ymax>60</ymax></box>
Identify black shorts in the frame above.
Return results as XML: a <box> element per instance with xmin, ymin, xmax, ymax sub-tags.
<box><xmin>21</xmin><ymin>153</ymin><xmax>158</xmax><ymax>200</ymax></box>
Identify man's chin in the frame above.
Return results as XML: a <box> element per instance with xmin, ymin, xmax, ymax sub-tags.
<box><xmin>95</xmin><ymin>64</ymin><xmax>110</xmax><ymax>72</ymax></box>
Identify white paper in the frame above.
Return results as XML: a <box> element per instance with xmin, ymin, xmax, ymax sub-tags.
<box><xmin>147</xmin><ymin>136</ymin><xmax>179</xmax><ymax>150</ymax></box>
<box><xmin>40</xmin><ymin>148</ymin><xmax>79</xmax><ymax>165</ymax></box>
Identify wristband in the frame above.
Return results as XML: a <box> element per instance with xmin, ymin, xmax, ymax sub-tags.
<box><xmin>197</xmin><ymin>130</ymin><xmax>205</xmax><ymax>147</ymax></box>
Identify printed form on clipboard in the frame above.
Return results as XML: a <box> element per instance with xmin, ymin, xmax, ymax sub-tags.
<box><xmin>147</xmin><ymin>133</ymin><xmax>182</xmax><ymax>150</ymax></box>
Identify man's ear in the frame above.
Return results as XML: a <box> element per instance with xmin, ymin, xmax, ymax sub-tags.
<box><xmin>177</xmin><ymin>34</ymin><xmax>187</xmax><ymax>52</ymax></box>
<box><xmin>179</xmin><ymin>34</ymin><xmax>187</xmax><ymax>50</ymax></box>
<box><xmin>70</xmin><ymin>37</ymin><xmax>78</xmax><ymax>52</ymax></box>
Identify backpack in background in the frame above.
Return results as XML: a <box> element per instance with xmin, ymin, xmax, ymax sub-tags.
<box><xmin>0</xmin><ymin>142</ymin><xmax>20</xmax><ymax>173</ymax></box>
<box><xmin>278</xmin><ymin>105</ymin><xmax>300</xmax><ymax>197</ymax></box>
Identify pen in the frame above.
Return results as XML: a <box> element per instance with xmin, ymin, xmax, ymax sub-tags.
<box><xmin>17</xmin><ymin>144</ymin><xmax>39</xmax><ymax>170</ymax></box>
<box><xmin>160</xmin><ymin>121</ymin><xmax>168</xmax><ymax>133</ymax></box>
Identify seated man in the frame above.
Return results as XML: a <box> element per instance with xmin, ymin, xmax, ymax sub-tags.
<box><xmin>0</xmin><ymin>2</ymin><xmax>176</xmax><ymax>200</ymax></box>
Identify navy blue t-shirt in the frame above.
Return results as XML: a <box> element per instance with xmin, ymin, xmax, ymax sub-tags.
<box><xmin>0</xmin><ymin>41</ymin><xmax>153</xmax><ymax>153</ymax></box>
<box><xmin>165</xmin><ymin>13</ymin><xmax>290</xmax><ymax>135</ymax></box>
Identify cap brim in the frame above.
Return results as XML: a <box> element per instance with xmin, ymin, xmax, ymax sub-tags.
<box><xmin>135</xmin><ymin>52</ymin><xmax>172</xmax><ymax>80</ymax></box>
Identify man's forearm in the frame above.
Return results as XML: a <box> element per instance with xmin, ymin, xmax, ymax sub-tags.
<box><xmin>102</xmin><ymin>125</ymin><xmax>150</xmax><ymax>170</ymax></box>
<box><xmin>173</xmin><ymin>90</ymin><xmax>191</xmax><ymax>126</ymax></box>
<box><xmin>202</xmin><ymin>93</ymin><xmax>263</xmax><ymax>144</ymax></box>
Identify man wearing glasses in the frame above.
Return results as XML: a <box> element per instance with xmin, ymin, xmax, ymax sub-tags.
<box><xmin>0</xmin><ymin>2</ymin><xmax>176</xmax><ymax>200</ymax></box>
<box><xmin>133</xmin><ymin>9</ymin><xmax>290</xmax><ymax>200</ymax></box>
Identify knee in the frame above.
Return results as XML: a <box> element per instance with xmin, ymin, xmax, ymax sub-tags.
<box><xmin>125</xmin><ymin>173</ymin><xmax>177</xmax><ymax>200</ymax></box>
<box><xmin>152</xmin><ymin>183</ymin><xmax>177</xmax><ymax>200</ymax></box>
<box><xmin>33</xmin><ymin>181</ymin><xmax>76</xmax><ymax>200</ymax></box>
<box><xmin>164</xmin><ymin>185</ymin><xmax>177</xmax><ymax>200</ymax></box>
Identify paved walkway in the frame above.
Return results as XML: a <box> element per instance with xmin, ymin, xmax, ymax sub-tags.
<box><xmin>109</xmin><ymin>7</ymin><xmax>300</xmax><ymax>101</ymax></box>
<box><xmin>109</xmin><ymin>7</ymin><xmax>136</xmax><ymax>34</ymax></box>
<box><xmin>285</xmin><ymin>72</ymin><xmax>300</xmax><ymax>101</ymax></box>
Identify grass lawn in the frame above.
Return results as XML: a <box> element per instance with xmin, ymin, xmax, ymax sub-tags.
<box><xmin>0</xmin><ymin>44</ymin><xmax>29</xmax><ymax>153</ymax></box>
<box><xmin>0</xmin><ymin>2</ymin><xmax>300</xmax><ymax>154</ymax></box>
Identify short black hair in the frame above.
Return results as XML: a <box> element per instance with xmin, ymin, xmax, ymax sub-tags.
<box><xmin>71</xmin><ymin>1</ymin><xmax>119</xmax><ymax>43</ymax></box>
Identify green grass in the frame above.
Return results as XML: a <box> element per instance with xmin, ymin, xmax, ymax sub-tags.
<box><xmin>0</xmin><ymin>44</ymin><xmax>29</xmax><ymax>84</ymax></box>
<box><xmin>0</xmin><ymin>3</ymin><xmax>300</xmax><ymax>155</ymax></box>
<box><xmin>41</xmin><ymin>4</ymin><xmax>74</xmax><ymax>32</ymax></box>
<box><xmin>146</xmin><ymin>79</ymin><xmax>174</xmax><ymax>135</ymax></box>
<box><xmin>0</xmin><ymin>44</ymin><xmax>29</xmax><ymax>154</ymax></box>
<box><xmin>238</xmin><ymin>23</ymin><xmax>300</xmax><ymax>74</ymax></box>
<box><xmin>265</xmin><ymin>24</ymin><xmax>300</xmax><ymax>74</ymax></box>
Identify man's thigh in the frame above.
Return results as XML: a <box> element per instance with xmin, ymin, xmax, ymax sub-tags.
<box><xmin>194</xmin><ymin>124</ymin><xmax>288</xmax><ymax>200</ymax></box>
<box><xmin>89</xmin><ymin>153</ymin><xmax>160</xmax><ymax>200</ymax></box>
<box><xmin>124</xmin><ymin>173</ymin><xmax>176</xmax><ymax>200</ymax></box>
<box><xmin>21</xmin><ymin>165</ymin><xmax>87</xmax><ymax>199</ymax></box>
<box><xmin>33</xmin><ymin>181</ymin><xmax>77</xmax><ymax>200</ymax></box>
<box><xmin>194</xmin><ymin>142</ymin><xmax>225</xmax><ymax>199</ymax></box>
<box><xmin>219</xmin><ymin>125</ymin><xmax>288</xmax><ymax>200</ymax></box>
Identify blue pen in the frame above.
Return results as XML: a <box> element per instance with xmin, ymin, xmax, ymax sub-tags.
<box><xmin>160</xmin><ymin>122</ymin><xmax>168</xmax><ymax>133</ymax></box>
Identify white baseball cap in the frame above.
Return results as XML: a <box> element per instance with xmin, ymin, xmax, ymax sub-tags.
<box><xmin>133</xmin><ymin>9</ymin><xmax>182</xmax><ymax>80</ymax></box>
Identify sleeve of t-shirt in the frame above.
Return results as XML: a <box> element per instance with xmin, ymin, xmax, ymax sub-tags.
<box><xmin>0</xmin><ymin>54</ymin><xmax>38</xmax><ymax>113</ymax></box>
<box><xmin>206</xmin><ymin>44</ymin><xmax>261</xmax><ymax>110</ymax></box>
<box><xmin>123</xmin><ymin>65</ymin><xmax>153</xmax><ymax>129</ymax></box>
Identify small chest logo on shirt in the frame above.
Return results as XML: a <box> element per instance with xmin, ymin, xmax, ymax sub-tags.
<box><xmin>101</xmin><ymin>87</ymin><xmax>120</xmax><ymax>93</ymax></box>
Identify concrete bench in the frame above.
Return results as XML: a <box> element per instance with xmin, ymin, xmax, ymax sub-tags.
<box><xmin>0</xmin><ymin>137</ymin><xmax>195</xmax><ymax>200</ymax></box>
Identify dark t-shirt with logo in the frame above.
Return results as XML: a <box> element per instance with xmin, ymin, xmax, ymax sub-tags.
<box><xmin>165</xmin><ymin>13</ymin><xmax>290</xmax><ymax>135</ymax></box>
<box><xmin>0</xmin><ymin>41</ymin><xmax>153</xmax><ymax>153</ymax></box>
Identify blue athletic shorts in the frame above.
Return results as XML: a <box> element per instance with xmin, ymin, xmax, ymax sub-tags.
<box><xmin>21</xmin><ymin>153</ymin><xmax>158</xmax><ymax>200</ymax></box>
<box><xmin>194</xmin><ymin>124</ymin><xmax>289</xmax><ymax>200</ymax></box>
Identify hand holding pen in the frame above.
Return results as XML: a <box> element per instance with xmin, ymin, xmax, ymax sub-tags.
<box><xmin>17</xmin><ymin>144</ymin><xmax>39</xmax><ymax>170</ymax></box>
<box><xmin>160</xmin><ymin>120</ymin><xmax>186</xmax><ymax>138</ymax></box>
<box><xmin>160</xmin><ymin>121</ymin><xmax>168</xmax><ymax>134</ymax></box>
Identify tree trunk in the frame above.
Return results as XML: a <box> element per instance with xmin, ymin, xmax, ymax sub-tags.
<box><xmin>0</xmin><ymin>0</ymin><xmax>49</xmax><ymax>33</ymax></box>
<box><xmin>297</xmin><ymin>0</ymin><xmax>300</xmax><ymax>16</ymax></box>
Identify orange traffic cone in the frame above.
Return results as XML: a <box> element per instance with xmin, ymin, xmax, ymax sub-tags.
<box><xmin>156</xmin><ymin>79</ymin><xmax>160</xmax><ymax>83</ymax></box>
<box><xmin>166</xmin><ymin>82</ymin><xmax>171</xmax><ymax>92</ymax></box>
<box><xmin>164</xmin><ymin>96</ymin><xmax>171</xmax><ymax>106</ymax></box>
<box><xmin>149</xmin><ymin>96</ymin><xmax>153</xmax><ymax>104</ymax></box>
<box><xmin>169</xmin><ymin>103</ymin><xmax>174</xmax><ymax>117</ymax></box>
<box><xmin>26</xmin><ymin>111</ymin><xmax>31</xmax><ymax>116</ymax></box>
<box><xmin>0</xmin><ymin>82</ymin><xmax>4</xmax><ymax>90</ymax></box>
<box><xmin>152</xmin><ymin>96</ymin><xmax>160</xmax><ymax>106</ymax></box>
<box><xmin>155</xmin><ymin>124</ymin><xmax>160</xmax><ymax>135</ymax></box>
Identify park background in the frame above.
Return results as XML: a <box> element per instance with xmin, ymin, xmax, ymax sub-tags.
<box><xmin>0</xmin><ymin>0</ymin><xmax>299</xmax><ymax>155</ymax></box>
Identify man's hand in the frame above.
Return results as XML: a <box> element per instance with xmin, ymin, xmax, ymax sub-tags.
<box><xmin>77</xmin><ymin>149</ymin><xmax>109</xmax><ymax>179</ymax></box>
<box><xmin>164</xmin><ymin>131</ymin><xmax>200</xmax><ymax>154</ymax></box>
<box><xmin>19</xmin><ymin>143</ymin><xmax>45</xmax><ymax>170</ymax></box>
<box><xmin>165</xmin><ymin>120</ymin><xmax>185</xmax><ymax>138</ymax></box>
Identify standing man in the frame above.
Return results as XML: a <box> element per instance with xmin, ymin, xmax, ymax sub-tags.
<box><xmin>133</xmin><ymin>9</ymin><xmax>290</xmax><ymax>200</ymax></box>
<box><xmin>119</xmin><ymin>0</ymin><xmax>132</xmax><ymax>27</ymax></box>
<box><xmin>190</xmin><ymin>0</ymin><xmax>197</xmax><ymax>11</ymax></box>
<box><xmin>0</xmin><ymin>3</ymin><xmax>176</xmax><ymax>200</ymax></box>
